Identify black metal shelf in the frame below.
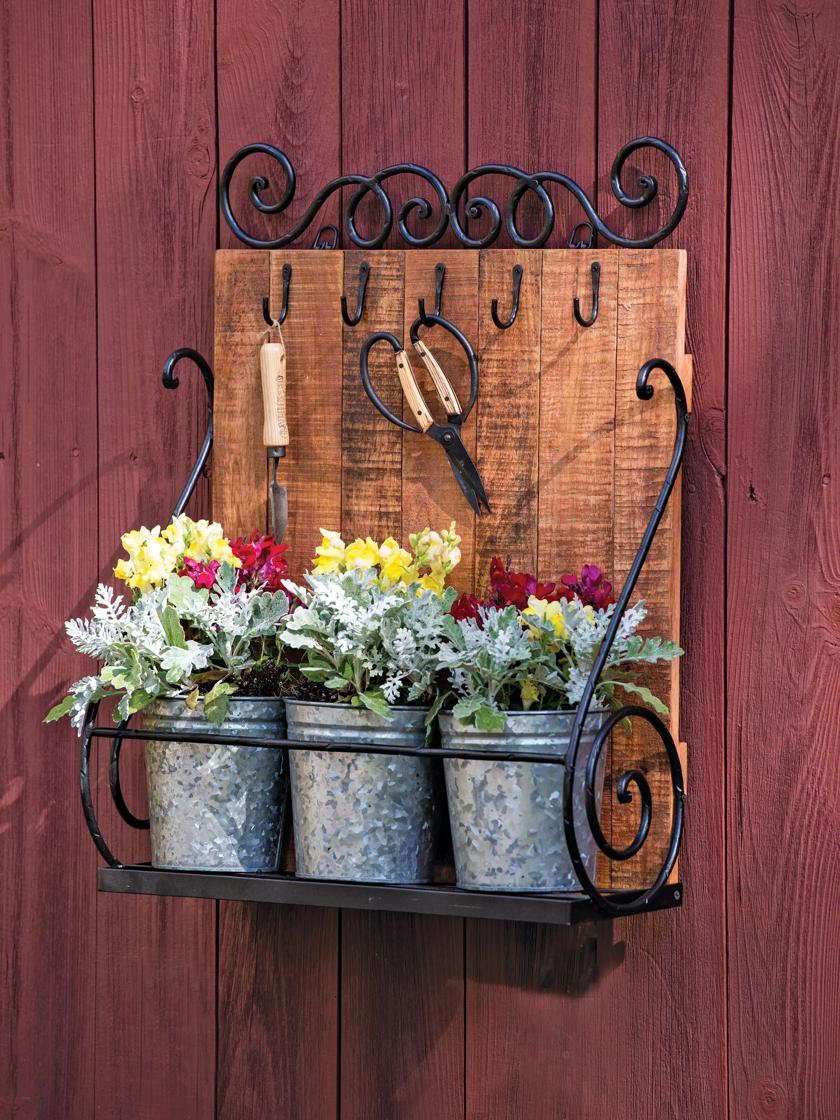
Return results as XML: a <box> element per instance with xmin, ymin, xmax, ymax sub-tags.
<box><xmin>98</xmin><ymin>866</ymin><xmax>683</xmax><ymax>926</ymax></box>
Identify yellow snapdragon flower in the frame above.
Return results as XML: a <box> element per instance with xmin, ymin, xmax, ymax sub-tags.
<box><xmin>114</xmin><ymin>515</ymin><xmax>239</xmax><ymax>594</ymax></box>
<box><xmin>114</xmin><ymin>525</ymin><xmax>178</xmax><ymax>593</ymax></box>
<box><xmin>523</xmin><ymin>596</ymin><xmax>568</xmax><ymax>639</ymax></box>
<box><xmin>378</xmin><ymin>538</ymin><xmax>415</xmax><ymax>585</ymax></box>
<box><xmin>313</xmin><ymin>529</ymin><xmax>346</xmax><ymax>573</ymax></box>
<box><xmin>344</xmin><ymin>537</ymin><xmax>382</xmax><ymax>570</ymax></box>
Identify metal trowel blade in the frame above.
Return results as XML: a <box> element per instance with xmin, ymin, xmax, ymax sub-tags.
<box><xmin>269</xmin><ymin>481</ymin><xmax>288</xmax><ymax>542</ymax></box>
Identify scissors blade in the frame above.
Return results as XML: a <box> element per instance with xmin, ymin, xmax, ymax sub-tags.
<box><xmin>427</xmin><ymin>424</ymin><xmax>492</xmax><ymax>516</ymax></box>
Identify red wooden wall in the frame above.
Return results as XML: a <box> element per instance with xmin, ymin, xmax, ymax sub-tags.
<box><xmin>1</xmin><ymin>1</ymin><xmax>837</xmax><ymax>1117</ymax></box>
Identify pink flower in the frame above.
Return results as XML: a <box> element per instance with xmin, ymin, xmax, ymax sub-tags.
<box><xmin>178</xmin><ymin>557</ymin><xmax>220</xmax><ymax>590</ymax></box>
<box><xmin>231</xmin><ymin>533</ymin><xmax>289</xmax><ymax>592</ymax></box>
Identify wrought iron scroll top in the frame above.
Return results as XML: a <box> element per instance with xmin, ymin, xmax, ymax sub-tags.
<box><xmin>220</xmin><ymin>136</ymin><xmax>688</xmax><ymax>251</ymax></box>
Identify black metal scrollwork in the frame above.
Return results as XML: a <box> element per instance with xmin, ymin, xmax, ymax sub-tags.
<box><xmin>563</xmin><ymin>358</ymin><xmax>689</xmax><ymax>916</ymax></box>
<box><xmin>220</xmin><ymin>137</ymin><xmax>688</xmax><ymax>250</ymax></box>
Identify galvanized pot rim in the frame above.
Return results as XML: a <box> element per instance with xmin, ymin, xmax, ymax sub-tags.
<box><xmin>284</xmin><ymin>699</ymin><xmax>430</xmax><ymax>714</ymax></box>
<box><xmin>438</xmin><ymin>705</ymin><xmax>609</xmax><ymax>722</ymax></box>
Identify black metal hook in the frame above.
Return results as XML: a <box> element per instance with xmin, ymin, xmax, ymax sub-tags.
<box><xmin>417</xmin><ymin>261</ymin><xmax>446</xmax><ymax>321</ymax></box>
<box><xmin>568</xmin><ymin>220</ymin><xmax>595</xmax><ymax>249</ymax></box>
<box><xmin>313</xmin><ymin>224</ymin><xmax>339</xmax><ymax>249</ymax></box>
<box><xmin>573</xmin><ymin>261</ymin><xmax>600</xmax><ymax>327</ymax></box>
<box><xmin>490</xmin><ymin>264</ymin><xmax>523</xmax><ymax>330</ymax></box>
<box><xmin>341</xmin><ymin>261</ymin><xmax>370</xmax><ymax>326</ymax></box>
<box><xmin>262</xmin><ymin>262</ymin><xmax>292</xmax><ymax>326</ymax></box>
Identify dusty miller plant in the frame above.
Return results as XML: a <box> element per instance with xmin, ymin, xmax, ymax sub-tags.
<box><xmin>437</xmin><ymin>596</ymin><xmax>682</xmax><ymax>731</ymax></box>
<box><xmin>280</xmin><ymin>568</ymin><xmax>457</xmax><ymax>718</ymax></box>
<box><xmin>46</xmin><ymin>563</ymin><xmax>290</xmax><ymax>730</ymax></box>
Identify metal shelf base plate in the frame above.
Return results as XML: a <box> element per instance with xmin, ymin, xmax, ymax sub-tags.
<box><xmin>98</xmin><ymin>866</ymin><xmax>683</xmax><ymax>925</ymax></box>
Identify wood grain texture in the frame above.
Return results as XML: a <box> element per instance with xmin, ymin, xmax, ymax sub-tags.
<box><xmin>467</xmin><ymin>0</ymin><xmax>597</xmax><ymax>245</ymax></box>
<box><xmin>610</xmin><ymin>249</ymin><xmax>687</xmax><ymax>883</ymax></box>
<box><xmin>474</xmin><ymin>248</ymin><xmax>542</xmax><ymax>591</ymax></box>
<box><xmin>217</xmin><ymin>903</ymin><xmax>338</xmax><ymax>1120</ymax></box>
<box><xmin>403</xmin><ymin>251</ymin><xmax>479</xmax><ymax>588</ymax></box>
<box><xmin>341</xmin><ymin>0</ymin><xmax>465</xmax><ymax>248</ymax></box>
<box><xmin>341</xmin><ymin>911</ymin><xmax>464</xmax><ymax>1120</ymax></box>
<box><xmin>597</xmin><ymin>2</ymin><xmax>730</xmax><ymax>1117</ymax></box>
<box><xmin>214</xmin><ymin>252</ymin><xmax>271</xmax><ymax>535</ymax></box>
<box><xmin>270</xmin><ymin>250</ymin><xmax>343</xmax><ymax>576</ymax></box>
<box><xmin>92</xmin><ymin>0</ymin><xmax>217</xmax><ymax>1116</ymax></box>
<box><xmin>342</xmin><ymin>250</ymin><xmax>404</xmax><ymax>541</ymax></box>
<box><xmin>0</xmin><ymin>1</ymin><xmax>97</xmax><ymax>1115</ymax></box>
<box><xmin>339</xmin><ymin>8</ymin><xmax>468</xmax><ymax>1116</ymax></box>
<box><xmin>728</xmin><ymin>2</ymin><xmax>840</xmax><ymax>1117</ymax></box>
<box><xmin>217</xmin><ymin>0</ymin><xmax>341</xmax><ymax>250</ymax></box>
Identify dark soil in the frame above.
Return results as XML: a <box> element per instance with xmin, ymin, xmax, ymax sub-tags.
<box><xmin>237</xmin><ymin>664</ymin><xmax>337</xmax><ymax>703</ymax></box>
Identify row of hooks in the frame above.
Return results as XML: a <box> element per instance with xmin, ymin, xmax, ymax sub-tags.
<box><xmin>263</xmin><ymin>256</ymin><xmax>600</xmax><ymax>331</ymax></box>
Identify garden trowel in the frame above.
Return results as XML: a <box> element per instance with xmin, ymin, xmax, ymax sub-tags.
<box><xmin>260</xmin><ymin>329</ymin><xmax>289</xmax><ymax>541</ymax></box>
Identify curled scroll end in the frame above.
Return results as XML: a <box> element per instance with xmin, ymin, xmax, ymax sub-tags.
<box><xmin>635</xmin><ymin>357</ymin><xmax>687</xmax><ymax>413</ymax></box>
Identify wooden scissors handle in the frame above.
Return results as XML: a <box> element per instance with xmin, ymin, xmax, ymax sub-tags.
<box><xmin>395</xmin><ymin>350</ymin><xmax>434</xmax><ymax>432</ymax></box>
<box><xmin>411</xmin><ymin>339</ymin><xmax>463</xmax><ymax>416</ymax></box>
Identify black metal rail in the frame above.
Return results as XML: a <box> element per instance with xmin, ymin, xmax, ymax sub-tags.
<box><xmin>79</xmin><ymin>343</ymin><xmax>689</xmax><ymax>919</ymax></box>
<box><xmin>220</xmin><ymin>136</ymin><xmax>688</xmax><ymax>251</ymax></box>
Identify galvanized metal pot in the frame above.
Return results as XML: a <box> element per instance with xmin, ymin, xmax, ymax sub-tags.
<box><xmin>439</xmin><ymin>708</ymin><xmax>609</xmax><ymax>892</ymax></box>
<box><xmin>285</xmin><ymin>701</ymin><xmax>439</xmax><ymax>884</ymax></box>
<box><xmin>143</xmin><ymin>697</ymin><xmax>287</xmax><ymax>873</ymax></box>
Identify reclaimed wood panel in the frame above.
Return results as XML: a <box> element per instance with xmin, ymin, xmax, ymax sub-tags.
<box><xmin>610</xmin><ymin>248</ymin><xmax>687</xmax><ymax>882</ymax></box>
<box><xmin>217</xmin><ymin>903</ymin><xmax>338</xmax><ymax>1120</ymax></box>
<box><xmin>92</xmin><ymin>0</ymin><xmax>217</xmax><ymax>1115</ymax></box>
<box><xmin>0</xmin><ymin>0</ymin><xmax>97</xmax><ymax>1115</ymax></box>
<box><xmin>271</xmin><ymin>250</ymin><xmax>343</xmax><ymax>578</ymax></box>
<box><xmin>474</xmin><ymin>248</ymin><xmax>543</xmax><ymax>589</ymax></box>
<box><xmin>403</xmin><ymin>251</ymin><xmax>479</xmax><ymax>590</ymax></box>
<box><xmin>728</xmin><ymin>2</ymin><xmax>840</xmax><ymax>1117</ymax></box>
<box><xmin>341</xmin><ymin>250</ymin><xmax>405</xmax><ymax>541</ymax></box>
<box><xmin>214</xmin><ymin>252</ymin><xmax>271</xmax><ymax>536</ymax></box>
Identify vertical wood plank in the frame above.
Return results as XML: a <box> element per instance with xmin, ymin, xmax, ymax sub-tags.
<box><xmin>728</xmin><ymin>2</ymin><xmax>840</xmax><ymax>1117</ymax></box>
<box><xmin>596</xmin><ymin>2</ymin><xmax>730</xmax><ymax>1117</ymax></box>
<box><xmin>217</xmin><ymin>0</ymin><xmax>341</xmax><ymax>250</ymax></box>
<box><xmin>215</xmin><ymin>8</ymin><xmax>343</xmax><ymax>1118</ymax></box>
<box><xmin>270</xmin><ymin>250</ymin><xmax>343</xmax><ymax>575</ymax></box>
<box><xmin>474</xmin><ymin>248</ymin><xmax>542</xmax><ymax>592</ymax></box>
<box><xmin>538</xmin><ymin>250</ymin><xmax>619</xmax><ymax>576</ymax></box>
<box><xmin>213</xmin><ymin>251</ymin><xmax>271</xmax><ymax>536</ymax></box>
<box><xmin>92</xmin><ymin>1</ymin><xmax>217</xmax><ymax>1116</ymax></box>
<box><xmin>341</xmin><ymin>250</ymin><xmax>405</xmax><ymax>541</ymax></box>
<box><xmin>341</xmin><ymin>912</ymin><xmax>464</xmax><ymax>1120</ymax></box>
<box><xmin>402</xmin><ymin>251</ymin><xmax>478</xmax><ymax>587</ymax></box>
<box><xmin>217</xmin><ymin>904</ymin><xmax>338</xmax><ymax>1120</ymax></box>
<box><xmin>340</xmin><ymin>4</ymin><xmax>466</xmax><ymax>1116</ymax></box>
<box><xmin>610</xmin><ymin>249</ymin><xmax>687</xmax><ymax>883</ymax></box>
<box><xmin>465</xmin><ymin>4</ymin><xmax>598</xmax><ymax>1115</ymax></box>
<box><xmin>0</xmin><ymin>1</ymin><xmax>97</xmax><ymax>1115</ymax></box>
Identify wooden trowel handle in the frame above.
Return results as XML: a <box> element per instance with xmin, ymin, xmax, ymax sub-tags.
<box><xmin>260</xmin><ymin>337</ymin><xmax>289</xmax><ymax>450</ymax></box>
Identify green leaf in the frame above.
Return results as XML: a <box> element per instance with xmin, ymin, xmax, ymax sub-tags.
<box><xmin>300</xmin><ymin>666</ymin><xmax>330</xmax><ymax>682</ymax></box>
<box><xmin>44</xmin><ymin>694</ymin><xmax>76</xmax><ymax>723</ymax></box>
<box><xmin>424</xmin><ymin>690</ymin><xmax>448</xmax><ymax>728</ymax></box>
<box><xmin>613</xmin><ymin>680</ymin><xmax>670</xmax><ymax>716</ymax></box>
<box><xmin>323</xmin><ymin>675</ymin><xmax>350</xmax><ymax>690</ymax></box>
<box><xmin>184</xmin><ymin>687</ymin><xmax>200</xmax><ymax>711</ymax></box>
<box><xmin>159</xmin><ymin>605</ymin><xmax>187</xmax><ymax>649</ymax></box>
<box><xmin>357</xmin><ymin>690</ymin><xmax>391</xmax><ymax>720</ymax></box>
<box><xmin>452</xmin><ymin>694</ymin><xmax>487</xmax><ymax>723</ymax></box>
<box><xmin>126</xmin><ymin>689</ymin><xmax>155</xmax><ymax>716</ymax></box>
<box><xmin>204</xmin><ymin>681</ymin><xmax>237</xmax><ymax>724</ymax></box>
<box><xmin>474</xmin><ymin>704</ymin><xmax>507</xmax><ymax>733</ymax></box>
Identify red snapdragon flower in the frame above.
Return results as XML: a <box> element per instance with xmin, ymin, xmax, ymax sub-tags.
<box><xmin>488</xmin><ymin>556</ymin><xmax>565</xmax><ymax>609</ymax></box>
<box><xmin>178</xmin><ymin>557</ymin><xmax>220</xmax><ymax>590</ymax></box>
<box><xmin>231</xmin><ymin>532</ymin><xmax>289</xmax><ymax>592</ymax></box>
<box><xmin>450</xmin><ymin>592</ymin><xmax>484</xmax><ymax>623</ymax></box>
<box><xmin>559</xmin><ymin>564</ymin><xmax>614</xmax><ymax>609</ymax></box>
